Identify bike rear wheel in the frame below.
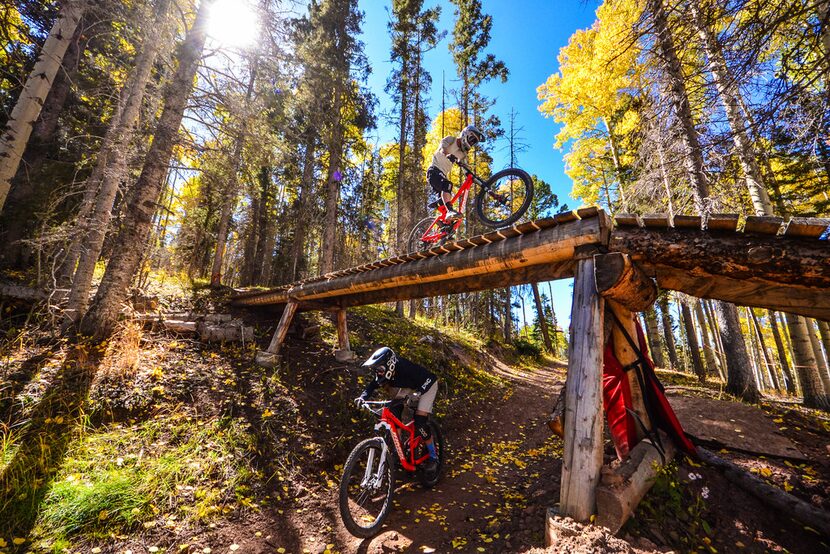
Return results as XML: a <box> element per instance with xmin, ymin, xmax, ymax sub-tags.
<box><xmin>416</xmin><ymin>419</ymin><xmax>445</xmax><ymax>489</ymax></box>
<box><xmin>338</xmin><ymin>437</ymin><xmax>396</xmax><ymax>538</ymax></box>
<box><xmin>474</xmin><ymin>168</ymin><xmax>534</xmax><ymax>227</ymax></box>
<box><xmin>408</xmin><ymin>216</ymin><xmax>450</xmax><ymax>252</ymax></box>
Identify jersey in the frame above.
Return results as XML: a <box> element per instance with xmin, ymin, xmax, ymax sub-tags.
<box><xmin>429</xmin><ymin>136</ymin><xmax>467</xmax><ymax>177</ymax></box>
<box><xmin>359</xmin><ymin>356</ymin><xmax>437</xmax><ymax>400</ymax></box>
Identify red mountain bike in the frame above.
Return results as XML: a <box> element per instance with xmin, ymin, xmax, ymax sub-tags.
<box><xmin>338</xmin><ymin>396</ymin><xmax>445</xmax><ymax>538</ymax></box>
<box><xmin>408</xmin><ymin>160</ymin><xmax>533</xmax><ymax>252</ymax></box>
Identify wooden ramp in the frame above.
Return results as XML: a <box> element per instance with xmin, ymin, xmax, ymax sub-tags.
<box><xmin>233</xmin><ymin>208</ymin><xmax>829</xmax><ymax>321</ymax></box>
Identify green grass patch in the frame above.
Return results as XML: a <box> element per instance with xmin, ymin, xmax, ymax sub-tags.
<box><xmin>29</xmin><ymin>413</ymin><xmax>258</xmax><ymax>548</ymax></box>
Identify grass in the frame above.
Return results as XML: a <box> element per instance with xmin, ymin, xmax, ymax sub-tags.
<box><xmin>21</xmin><ymin>414</ymin><xmax>258</xmax><ymax>550</ymax></box>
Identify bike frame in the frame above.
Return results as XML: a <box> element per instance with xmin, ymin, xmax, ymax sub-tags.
<box><xmin>419</xmin><ymin>166</ymin><xmax>484</xmax><ymax>246</ymax></box>
<box><xmin>373</xmin><ymin>405</ymin><xmax>431</xmax><ymax>472</ymax></box>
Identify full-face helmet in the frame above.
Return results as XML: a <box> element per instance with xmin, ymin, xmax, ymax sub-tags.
<box><xmin>460</xmin><ymin>125</ymin><xmax>484</xmax><ymax>151</ymax></box>
<box><xmin>362</xmin><ymin>346</ymin><xmax>398</xmax><ymax>383</ymax></box>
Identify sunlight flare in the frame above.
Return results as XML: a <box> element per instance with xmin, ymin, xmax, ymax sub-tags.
<box><xmin>207</xmin><ymin>0</ymin><xmax>259</xmax><ymax>49</ymax></box>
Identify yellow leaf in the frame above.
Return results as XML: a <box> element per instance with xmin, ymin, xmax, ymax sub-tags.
<box><xmin>13</xmin><ymin>538</ymin><xmax>25</xmax><ymax>545</ymax></box>
<box><xmin>0</xmin><ymin>538</ymin><xmax>7</xmax><ymax>547</ymax></box>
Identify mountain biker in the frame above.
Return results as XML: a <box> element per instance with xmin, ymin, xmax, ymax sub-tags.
<box><xmin>426</xmin><ymin>125</ymin><xmax>485</xmax><ymax>222</ymax></box>
<box><xmin>355</xmin><ymin>346</ymin><xmax>440</xmax><ymax>472</ymax></box>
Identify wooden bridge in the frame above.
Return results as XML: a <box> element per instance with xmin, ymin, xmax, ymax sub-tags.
<box><xmin>231</xmin><ymin>206</ymin><xmax>829</xmax><ymax>533</ymax></box>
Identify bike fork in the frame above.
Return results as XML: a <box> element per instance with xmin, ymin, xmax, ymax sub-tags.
<box><xmin>360</xmin><ymin>439</ymin><xmax>389</xmax><ymax>489</ymax></box>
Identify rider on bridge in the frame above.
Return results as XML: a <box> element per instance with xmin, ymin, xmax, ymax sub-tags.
<box><xmin>355</xmin><ymin>347</ymin><xmax>440</xmax><ymax>471</ymax></box>
<box><xmin>426</xmin><ymin>125</ymin><xmax>485</xmax><ymax>222</ymax></box>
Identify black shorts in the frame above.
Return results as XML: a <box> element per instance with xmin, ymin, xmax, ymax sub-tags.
<box><xmin>427</xmin><ymin>167</ymin><xmax>452</xmax><ymax>195</ymax></box>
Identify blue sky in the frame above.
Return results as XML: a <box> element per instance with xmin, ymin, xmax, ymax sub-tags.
<box><xmin>358</xmin><ymin>0</ymin><xmax>598</xmax><ymax>332</ymax></box>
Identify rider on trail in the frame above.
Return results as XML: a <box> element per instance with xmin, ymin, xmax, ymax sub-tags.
<box><xmin>426</xmin><ymin>125</ymin><xmax>485</xmax><ymax>221</ymax></box>
<box><xmin>355</xmin><ymin>347</ymin><xmax>440</xmax><ymax>472</ymax></box>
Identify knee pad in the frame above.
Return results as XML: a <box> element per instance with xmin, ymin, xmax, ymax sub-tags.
<box><xmin>414</xmin><ymin>414</ymin><xmax>431</xmax><ymax>441</ymax></box>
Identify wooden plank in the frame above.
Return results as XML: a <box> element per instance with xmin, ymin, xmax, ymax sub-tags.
<box><xmin>673</xmin><ymin>214</ymin><xmax>702</xmax><ymax>229</ymax></box>
<box><xmin>783</xmin><ymin>217</ymin><xmax>830</xmax><ymax>239</ymax></box>
<box><xmin>235</xmin><ymin>217</ymin><xmax>603</xmax><ymax>308</ymax></box>
<box><xmin>705</xmin><ymin>213</ymin><xmax>740</xmax><ymax>232</ymax></box>
<box><xmin>614</xmin><ymin>213</ymin><xmax>641</xmax><ymax>227</ymax></box>
<box><xmin>560</xmin><ymin>257</ymin><xmax>605</xmax><ymax>522</ymax></box>
<box><xmin>743</xmin><ymin>215</ymin><xmax>784</xmax><ymax>235</ymax></box>
<box><xmin>554</xmin><ymin>210</ymin><xmax>579</xmax><ymax>224</ymax></box>
<box><xmin>332</xmin><ymin>261</ymin><xmax>576</xmax><ymax>308</ymax></box>
<box><xmin>640</xmin><ymin>213</ymin><xmax>672</xmax><ymax>228</ymax></box>
<box><xmin>594</xmin><ymin>253</ymin><xmax>657</xmax><ymax>312</ymax></box>
<box><xmin>576</xmin><ymin>206</ymin><xmax>600</xmax><ymax>219</ymax></box>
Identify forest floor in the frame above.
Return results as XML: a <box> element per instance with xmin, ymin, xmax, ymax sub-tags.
<box><xmin>0</xmin><ymin>290</ymin><xmax>829</xmax><ymax>553</ymax></box>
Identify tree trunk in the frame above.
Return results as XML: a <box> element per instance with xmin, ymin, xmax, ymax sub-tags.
<box><xmin>657</xmin><ymin>295</ymin><xmax>678</xmax><ymax>369</ymax></box>
<box><xmin>0</xmin><ymin>19</ymin><xmax>84</xmax><ymax>268</ymax></box>
<box><xmin>769</xmin><ymin>310</ymin><xmax>796</xmax><ymax>394</ymax></box>
<box><xmin>80</xmin><ymin>0</ymin><xmax>212</xmax><ymax>338</ymax></box>
<box><xmin>807</xmin><ymin>318</ymin><xmax>830</xmax><ymax>393</ymax></box>
<box><xmin>680</xmin><ymin>300</ymin><xmax>705</xmax><ymax>382</ymax></box>
<box><xmin>210</xmin><ymin>62</ymin><xmax>258</xmax><ymax>287</ymax></box>
<box><xmin>818</xmin><ymin>320</ymin><xmax>830</xmax><ymax>370</ymax></box>
<box><xmin>691</xmin><ymin>3</ymin><xmax>772</xmax><ymax>216</ymax></box>
<box><xmin>647</xmin><ymin>0</ymin><xmax>711</xmax><ymax>213</ymax></box>
<box><xmin>744</xmin><ymin>308</ymin><xmax>765</xmax><ymax>390</ymax></box>
<box><xmin>750</xmin><ymin>308</ymin><xmax>779</xmax><ymax>390</ymax></box>
<box><xmin>62</xmin><ymin>0</ymin><xmax>171</xmax><ymax>321</ymax></box>
<box><xmin>504</xmin><ymin>286</ymin><xmax>512</xmax><ymax>341</ymax></box>
<box><xmin>531</xmin><ymin>282</ymin><xmax>553</xmax><ymax>352</ymax></box>
<box><xmin>785</xmin><ymin>314</ymin><xmax>829</xmax><ymax>409</ymax></box>
<box><xmin>394</xmin><ymin>55</ymin><xmax>409</xmax><ymax>318</ymax></box>
<box><xmin>321</xmin><ymin>89</ymin><xmax>344</xmax><ymax>275</ymax></box>
<box><xmin>291</xmin><ymin>137</ymin><xmax>315</xmax><ymax>282</ymax></box>
<box><xmin>643</xmin><ymin>306</ymin><xmax>665</xmax><ymax>368</ymax></box>
<box><xmin>703</xmin><ymin>299</ymin><xmax>728</xmax><ymax>380</ymax></box>
<box><xmin>694</xmin><ymin>299</ymin><xmax>718</xmax><ymax>378</ymax></box>
<box><xmin>0</xmin><ymin>0</ymin><xmax>87</xmax><ymax>211</ymax></box>
<box><xmin>713</xmin><ymin>300</ymin><xmax>760</xmax><ymax>402</ymax></box>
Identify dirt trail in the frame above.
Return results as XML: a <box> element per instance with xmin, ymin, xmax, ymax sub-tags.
<box><xmin>331</xmin><ymin>360</ymin><xmax>566</xmax><ymax>553</ymax></box>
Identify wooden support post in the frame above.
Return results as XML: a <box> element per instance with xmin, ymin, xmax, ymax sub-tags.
<box><xmin>594</xmin><ymin>252</ymin><xmax>656</xmax><ymax>312</ymax></box>
<box><xmin>255</xmin><ymin>300</ymin><xmax>298</xmax><ymax>368</ymax></box>
<box><xmin>335</xmin><ymin>309</ymin><xmax>356</xmax><ymax>362</ymax></box>
<box><xmin>560</xmin><ymin>257</ymin><xmax>605</xmax><ymax>522</ymax></box>
<box><xmin>607</xmin><ymin>300</ymin><xmax>651</xmax><ymax>456</ymax></box>
<box><xmin>595</xmin><ymin>431</ymin><xmax>677</xmax><ymax>533</ymax></box>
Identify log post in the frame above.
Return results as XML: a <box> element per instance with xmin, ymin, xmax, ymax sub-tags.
<box><xmin>594</xmin><ymin>252</ymin><xmax>657</xmax><ymax>312</ymax></box>
<box><xmin>335</xmin><ymin>309</ymin><xmax>357</xmax><ymax>362</ymax></box>
<box><xmin>255</xmin><ymin>300</ymin><xmax>298</xmax><ymax>368</ymax></box>
<box><xmin>607</xmin><ymin>300</ymin><xmax>651</xmax><ymax>456</ymax></box>
<box><xmin>559</xmin><ymin>257</ymin><xmax>605</xmax><ymax>522</ymax></box>
<box><xmin>594</xmin><ymin>252</ymin><xmax>658</xmax><ymax>458</ymax></box>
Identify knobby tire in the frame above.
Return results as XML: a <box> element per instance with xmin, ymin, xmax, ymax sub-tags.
<box><xmin>338</xmin><ymin>437</ymin><xmax>396</xmax><ymax>538</ymax></box>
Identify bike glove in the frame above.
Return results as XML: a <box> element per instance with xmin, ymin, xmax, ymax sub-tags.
<box><xmin>354</xmin><ymin>397</ymin><xmax>366</xmax><ymax>408</ymax></box>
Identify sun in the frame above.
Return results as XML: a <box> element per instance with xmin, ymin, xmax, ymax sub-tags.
<box><xmin>207</xmin><ymin>0</ymin><xmax>260</xmax><ymax>49</ymax></box>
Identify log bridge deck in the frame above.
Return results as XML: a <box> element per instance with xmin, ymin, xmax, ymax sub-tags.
<box><xmin>231</xmin><ymin>206</ymin><xmax>829</xmax><ymax>529</ymax></box>
<box><xmin>233</xmin><ymin>207</ymin><xmax>829</xmax><ymax>320</ymax></box>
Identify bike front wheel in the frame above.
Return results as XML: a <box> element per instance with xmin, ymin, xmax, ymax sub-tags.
<box><xmin>338</xmin><ymin>437</ymin><xmax>396</xmax><ymax>538</ymax></box>
<box><xmin>474</xmin><ymin>168</ymin><xmax>534</xmax><ymax>227</ymax></box>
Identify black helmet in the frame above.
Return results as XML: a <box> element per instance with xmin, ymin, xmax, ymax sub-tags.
<box><xmin>362</xmin><ymin>346</ymin><xmax>398</xmax><ymax>382</ymax></box>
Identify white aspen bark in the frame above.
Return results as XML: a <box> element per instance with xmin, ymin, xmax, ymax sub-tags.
<box><xmin>680</xmin><ymin>299</ymin><xmax>705</xmax><ymax>382</ymax></box>
<box><xmin>691</xmin><ymin>3</ymin><xmax>772</xmax><ymax>217</ymax></box>
<box><xmin>713</xmin><ymin>300</ymin><xmax>760</xmax><ymax>402</ymax></box>
<box><xmin>785</xmin><ymin>314</ymin><xmax>829</xmax><ymax>409</ymax></box>
<box><xmin>62</xmin><ymin>0</ymin><xmax>172</xmax><ymax>318</ymax></box>
<box><xmin>807</xmin><ymin>318</ymin><xmax>830</xmax><ymax>394</ymax></box>
<box><xmin>769</xmin><ymin>310</ymin><xmax>796</xmax><ymax>394</ymax></box>
<box><xmin>0</xmin><ymin>0</ymin><xmax>86</xmax><ymax>210</ymax></box>
<box><xmin>750</xmin><ymin>308</ymin><xmax>779</xmax><ymax>390</ymax></box>
<box><xmin>694</xmin><ymin>299</ymin><xmax>718</xmax><ymax>378</ymax></box>
<box><xmin>647</xmin><ymin>0</ymin><xmax>711</xmax><ymax>213</ymax></box>
<box><xmin>80</xmin><ymin>0</ymin><xmax>212</xmax><ymax>338</ymax></box>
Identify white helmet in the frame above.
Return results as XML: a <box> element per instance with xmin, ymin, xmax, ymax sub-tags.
<box><xmin>460</xmin><ymin>125</ymin><xmax>484</xmax><ymax>151</ymax></box>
